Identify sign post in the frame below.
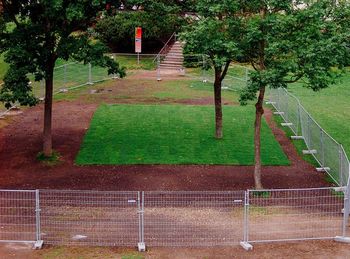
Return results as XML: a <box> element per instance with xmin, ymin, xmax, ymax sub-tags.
<box><xmin>135</xmin><ymin>27</ymin><xmax>142</xmax><ymax>64</ymax></box>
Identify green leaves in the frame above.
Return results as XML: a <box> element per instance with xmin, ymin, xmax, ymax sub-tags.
<box><xmin>0</xmin><ymin>0</ymin><xmax>125</xmax><ymax>107</ymax></box>
<box><xmin>95</xmin><ymin>1</ymin><xmax>184</xmax><ymax>52</ymax></box>
<box><xmin>239</xmin><ymin>0</ymin><xmax>350</xmax><ymax>105</ymax></box>
<box><xmin>182</xmin><ymin>2</ymin><xmax>243</xmax><ymax>70</ymax></box>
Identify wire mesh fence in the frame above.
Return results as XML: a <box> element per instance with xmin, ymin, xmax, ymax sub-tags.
<box><xmin>0</xmin><ymin>190</ymin><xmax>37</xmax><ymax>243</ymax></box>
<box><xmin>143</xmin><ymin>191</ymin><xmax>245</xmax><ymax>247</ymax></box>
<box><xmin>156</xmin><ymin>54</ymin><xmax>250</xmax><ymax>92</ymax></box>
<box><xmin>245</xmin><ymin>188</ymin><xmax>344</xmax><ymax>243</ymax></box>
<box><xmin>31</xmin><ymin>62</ymin><xmax>118</xmax><ymax>100</ymax></box>
<box><xmin>269</xmin><ymin>87</ymin><xmax>350</xmax><ymax>187</ymax></box>
<box><xmin>39</xmin><ymin>190</ymin><xmax>140</xmax><ymax>246</ymax></box>
<box><xmin>0</xmin><ymin>188</ymin><xmax>349</xmax><ymax>250</ymax></box>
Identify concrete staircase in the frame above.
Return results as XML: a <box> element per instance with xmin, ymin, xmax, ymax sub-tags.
<box><xmin>159</xmin><ymin>41</ymin><xmax>184</xmax><ymax>72</ymax></box>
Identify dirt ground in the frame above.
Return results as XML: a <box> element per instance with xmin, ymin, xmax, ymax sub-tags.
<box><xmin>0</xmin><ymin>100</ymin><xmax>328</xmax><ymax>191</ymax></box>
<box><xmin>0</xmin><ymin>75</ymin><xmax>329</xmax><ymax>191</ymax></box>
<box><xmin>0</xmin><ymin>73</ymin><xmax>347</xmax><ymax>258</ymax></box>
<box><xmin>1</xmin><ymin>241</ymin><xmax>349</xmax><ymax>259</ymax></box>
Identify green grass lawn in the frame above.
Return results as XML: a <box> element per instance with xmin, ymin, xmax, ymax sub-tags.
<box><xmin>0</xmin><ymin>54</ymin><xmax>9</xmax><ymax>81</ymax></box>
<box><xmin>115</xmin><ymin>54</ymin><xmax>156</xmax><ymax>70</ymax></box>
<box><xmin>76</xmin><ymin>104</ymin><xmax>289</xmax><ymax>165</ymax></box>
<box><xmin>285</xmin><ymin>69</ymin><xmax>350</xmax><ymax>155</ymax></box>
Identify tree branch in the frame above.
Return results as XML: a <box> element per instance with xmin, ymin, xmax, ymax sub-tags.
<box><xmin>283</xmin><ymin>73</ymin><xmax>304</xmax><ymax>84</ymax></box>
<box><xmin>220</xmin><ymin>60</ymin><xmax>231</xmax><ymax>82</ymax></box>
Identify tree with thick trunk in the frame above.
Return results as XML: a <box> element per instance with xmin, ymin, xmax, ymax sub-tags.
<box><xmin>239</xmin><ymin>0</ymin><xmax>349</xmax><ymax>189</ymax></box>
<box><xmin>182</xmin><ymin>1</ymin><xmax>242</xmax><ymax>138</ymax></box>
<box><xmin>0</xmin><ymin>0</ymin><xmax>125</xmax><ymax>158</ymax></box>
<box><xmin>253</xmin><ymin>87</ymin><xmax>265</xmax><ymax>189</ymax></box>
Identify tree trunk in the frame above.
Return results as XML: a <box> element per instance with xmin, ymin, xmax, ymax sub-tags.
<box><xmin>43</xmin><ymin>64</ymin><xmax>54</xmax><ymax>157</ymax></box>
<box><xmin>214</xmin><ymin>70</ymin><xmax>223</xmax><ymax>139</ymax></box>
<box><xmin>254</xmin><ymin>86</ymin><xmax>266</xmax><ymax>189</ymax></box>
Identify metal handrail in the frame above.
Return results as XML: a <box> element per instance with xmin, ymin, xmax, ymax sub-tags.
<box><xmin>153</xmin><ymin>32</ymin><xmax>177</xmax><ymax>63</ymax></box>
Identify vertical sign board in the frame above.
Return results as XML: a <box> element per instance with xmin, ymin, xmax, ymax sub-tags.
<box><xmin>135</xmin><ymin>27</ymin><xmax>142</xmax><ymax>53</ymax></box>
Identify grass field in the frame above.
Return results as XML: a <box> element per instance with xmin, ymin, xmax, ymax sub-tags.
<box><xmin>286</xmin><ymin>69</ymin><xmax>350</xmax><ymax>155</ymax></box>
<box><xmin>76</xmin><ymin>104</ymin><xmax>289</xmax><ymax>165</ymax></box>
<box><xmin>0</xmin><ymin>54</ymin><xmax>8</xmax><ymax>81</ymax></box>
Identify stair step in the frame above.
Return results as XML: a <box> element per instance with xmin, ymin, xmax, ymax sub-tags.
<box><xmin>164</xmin><ymin>56</ymin><xmax>183</xmax><ymax>60</ymax></box>
<box><xmin>159</xmin><ymin>40</ymin><xmax>184</xmax><ymax>69</ymax></box>
<box><xmin>160</xmin><ymin>62</ymin><xmax>183</xmax><ymax>66</ymax></box>
<box><xmin>160</xmin><ymin>64</ymin><xmax>183</xmax><ymax>68</ymax></box>
<box><xmin>163</xmin><ymin>60</ymin><xmax>183</xmax><ymax>63</ymax></box>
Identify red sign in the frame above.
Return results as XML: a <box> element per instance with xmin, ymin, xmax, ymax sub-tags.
<box><xmin>135</xmin><ymin>27</ymin><xmax>142</xmax><ymax>53</ymax></box>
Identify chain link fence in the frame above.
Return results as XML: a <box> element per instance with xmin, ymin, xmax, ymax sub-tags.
<box><xmin>0</xmin><ymin>188</ymin><xmax>349</xmax><ymax>250</ymax></box>
<box><xmin>269</xmin><ymin>87</ymin><xmax>350</xmax><ymax>187</ymax></box>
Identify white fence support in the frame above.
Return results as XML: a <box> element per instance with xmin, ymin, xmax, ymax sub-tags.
<box><xmin>34</xmin><ymin>189</ymin><xmax>43</xmax><ymax>249</ymax></box>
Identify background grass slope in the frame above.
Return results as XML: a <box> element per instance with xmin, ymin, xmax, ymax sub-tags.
<box><xmin>286</xmin><ymin>70</ymin><xmax>350</xmax><ymax>155</ymax></box>
<box><xmin>76</xmin><ymin>104</ymin><xmax>290</xmax><ymax>165</ymax></box>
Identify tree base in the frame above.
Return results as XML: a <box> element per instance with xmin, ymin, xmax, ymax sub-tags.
<box><xmin>36</xmin><ymin>151</ymin><xmax>62</xmax><ymax>166</ymax></box>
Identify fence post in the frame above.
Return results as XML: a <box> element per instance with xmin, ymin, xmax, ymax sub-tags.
<box><xmin>40</xmin><ymin>80</ymin><xmax>45</xmax><ymax>100</ymax></box>
<box><xmin>285</xmin><ymin>91</ymin><xmax>289</xmax><ymax>122</ymax></box>
<box><xmin>307</xmin><ymin>115</ymin><xmax>311</xmax><ymax>148</ymax></box>
<box><xmin>112</xmin><ymin>54</ymin><xmax>118</xmax><ymax>79</ymax></box>
<box><xmin>34</xmin><ymin>190</ymin><xmax>43</xmax><ymax>249</ymax></box>
<box><xmin>320</xmin><ymin>129</ymin><xmax>325</xmax><ymax>168</ymax></box>
<box><xmin>88</xmin><ymin>63</ymin><xmax>93</xmax><ymax>85</ymax></box>
<box><xmin>335</xmin><ymin>185</ymin><xmax>350</xmax><ymax>243</ymax></box>
<box><xmin>137</xmin><ymin>191</ymin><xmax>145</xmax><ymax>252</ymax></box>
<box><xmin>202</xmin><ymin>55</ymin><xmax>207</xmax><ymax>83</ymax></box>
<box><xmin>64</xmin><ymin>64</ymin><xmax>67</xmax><ymax>88</ymax></box>
<box><xmin>157</xmin><ymin>55</ymin><xmax>161</xmax><ymax>81</ymax></box>
<box><xmin>240</xmin><ymin>191</ymin><xmax>253</xmax><ymax>250</ymax></box>
<box><xmin>296</xmin><ymin>103</ymin><xmax>301</xmax><ymax>136</ymax></box>
<box><xmin>339</xmin><ymin>145</ymin><xmax>344</xmax><ymax>186</ymax></box>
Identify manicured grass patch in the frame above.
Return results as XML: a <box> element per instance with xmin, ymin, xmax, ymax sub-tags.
<box><xmin>76</xmin><ymin>104</ymin><xmax>289</xmax><ymax>165</ymax></box>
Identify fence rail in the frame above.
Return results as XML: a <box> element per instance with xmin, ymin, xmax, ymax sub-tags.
<box><xmin>0</xmin><ymin>188</ymin><xmax>349</xmax><ymax>251</ymax></box>
<box><xmin>269</xmin><ymin>87</ymin><xmax>350</xmax><ymax>187</ymax></box>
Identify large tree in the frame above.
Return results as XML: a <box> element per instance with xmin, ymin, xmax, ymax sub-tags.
<box><xmin>182</xmin><ymin>1</ymin><xmax>243</xmax><ymax>139</ymax></box>
<box><xmin>0</xmin><ymin>0</ymin><xmax>125</xmax><ymax>157</ymax></box>
<box><xmin>239</xmin><ymin>0</ymin><xmax>350</xmax><ymax>189</ymax></box>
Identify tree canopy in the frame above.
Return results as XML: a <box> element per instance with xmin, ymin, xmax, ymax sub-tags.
<box><xmin>0</xmin><ymin>0</ymin><xmax>125</xmax><ymax>156</ymax></box>
<box><xmin>238</xmin><ymin>0</ymin><xmax>350</xmax><ymax>188</ymax></box>
<box><xmin>95</xmin><ymin>0</ymin><xmax>191</xmax><ymax>52</ymax></box>
<box><xmin>182</xmin><ymin>0</ymin><xmax>243</xmax><ymax>139</ymax></box>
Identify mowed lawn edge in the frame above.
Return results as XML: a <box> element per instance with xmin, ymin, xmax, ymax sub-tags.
<box><xmin>75</xmin><ymin>104</ymin><xmax>290</xmax><ymax>166</ymax></box>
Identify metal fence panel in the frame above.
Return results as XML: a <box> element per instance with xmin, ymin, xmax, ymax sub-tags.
<box><xmin>270</xmin><ymin>88</ymin><xmax>350</xmax><ymax>187</ymax></box>
<box><xmin>143</xmin><ymin>191</ymin><xmax>245</xmax><ymax>246</ymax></box>
<box><xmin>39</xmin><ymin>190</ymin><xmax>140</xmax><ymax>246</ymax></box>
<box><xmin>247</xmin><ymin>188</ymin><xmax>344</xmax><ymax>243</ymax></box>
<box><xmin>0</xmin><ymin>190</ymin><xmax>36</xmax><ymax>243</ymax></box>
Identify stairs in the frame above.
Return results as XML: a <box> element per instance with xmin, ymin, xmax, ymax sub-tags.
<box><xmin>159</xmin><ymin>41</ymin><xmax>184</xmax><ymax>72</ymax></box>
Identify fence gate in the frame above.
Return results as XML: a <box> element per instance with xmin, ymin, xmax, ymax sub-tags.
<box><xmin>0</xmin><ymin>190</ymin><xmax>37</xmax><ymax>244</ymax></box>
<box><xmin>143</xmin><ymin>191</ymin><xmax>245</xmax><ymax>246</ymax></box>
<box><xmin>39</xmin><ymin>190</ymin><xmax>140</xmax><ymax>246</ymax></box>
